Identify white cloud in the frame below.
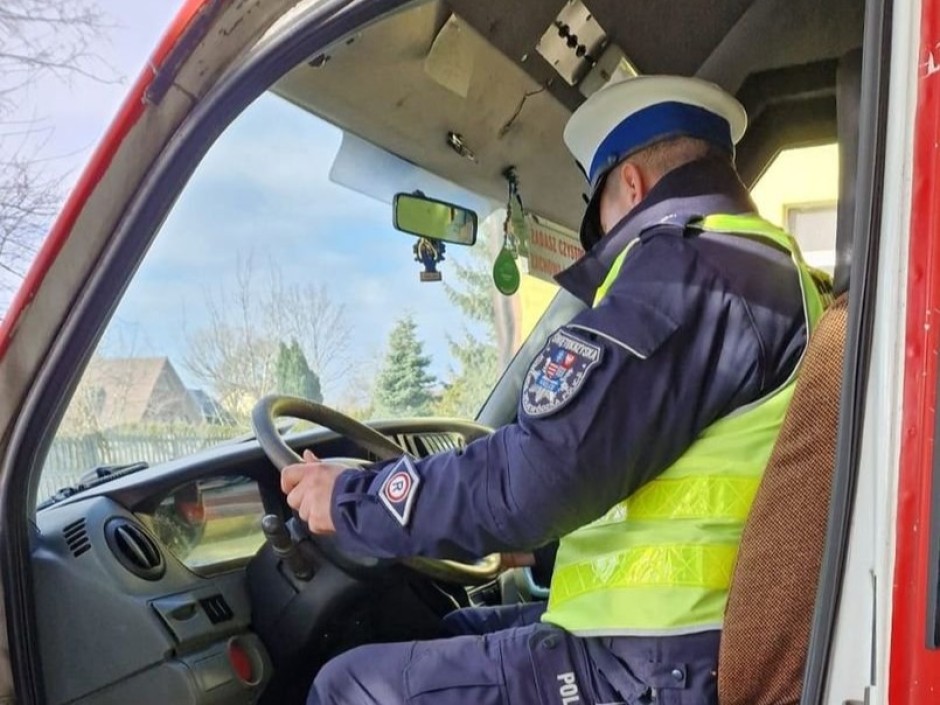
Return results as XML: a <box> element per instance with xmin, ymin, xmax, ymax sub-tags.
<box><xmin>109</xmin><ymin>91</ymin><xmax>498</xmax><ymax>403</ymax></box>
<box><xmin>15</xmin><ymin>4</ymin><xmax>507</xmax><ymax>411</ymax></box>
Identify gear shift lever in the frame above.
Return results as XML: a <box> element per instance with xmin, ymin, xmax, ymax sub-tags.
<box><xmin>262</xmin><ymin>514</ymin><xmax>314</xmax><ymax>581</ymax></box>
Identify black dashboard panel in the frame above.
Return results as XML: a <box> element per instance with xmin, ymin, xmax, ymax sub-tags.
<box><xmin>34</xmin><ymin>496</ymin><xmax>269</xmax><ymax>704</ymax></box>
<box><xmin>32</xmin><ymin>420</ymin><xmax>492</xmax><ymax>705</ymax></box>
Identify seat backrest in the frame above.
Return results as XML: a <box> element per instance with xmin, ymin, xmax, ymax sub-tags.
<box><xmin>717</xmin><ymin>294</ymin><xmax>847</xmax><ymax>705</ymax></box>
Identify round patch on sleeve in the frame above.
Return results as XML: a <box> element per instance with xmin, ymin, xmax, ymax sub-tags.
<box><xmin>521</xmin><ymin>329</ymin><xmax>603</xmax><ymax>417</ymax></box>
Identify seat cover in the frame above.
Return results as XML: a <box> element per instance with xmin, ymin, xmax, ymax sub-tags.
<box><xmin>718</xmin><ymin>294</ymin><xmax>847</xmax><ymax>705</ymax></box>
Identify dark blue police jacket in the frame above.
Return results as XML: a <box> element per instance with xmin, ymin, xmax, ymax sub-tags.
<box><xmin>329</xmin><ymin>157</ymin><xmax>807</xmax><ymax>562</ymax></box>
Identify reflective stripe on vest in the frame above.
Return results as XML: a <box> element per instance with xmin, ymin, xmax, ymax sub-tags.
<box><xmin>542</xmin><ymin>213</ymin><xmax>827</xmax><ymax>637</ymax></box>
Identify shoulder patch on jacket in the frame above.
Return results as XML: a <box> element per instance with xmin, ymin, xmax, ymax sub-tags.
<box><xmin>522</xmin><ymin>329</ymin><xmax>603</xmax><ymax>418</ymax></box>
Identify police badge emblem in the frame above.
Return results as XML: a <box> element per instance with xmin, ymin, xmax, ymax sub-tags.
<box><xmin>522</xmin><ymin>329</ymin><xmax>603</xmax><ymax>417</ymax></box>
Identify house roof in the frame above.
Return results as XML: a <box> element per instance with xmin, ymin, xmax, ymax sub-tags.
<box><xmin>71</xmin><ymin>357</ymin><xmax>202</xmax><ymax>429</ymax></box>
<box><xmin>188</xmin><ymin>388</ymin><xmax>235</xmax><ymax>425</ymax></box>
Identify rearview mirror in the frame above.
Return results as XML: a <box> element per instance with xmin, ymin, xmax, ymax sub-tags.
<box><xmin>393</xmin><ymin>192</ymin><xmax>478</xmax><ymax>246</ymax></box>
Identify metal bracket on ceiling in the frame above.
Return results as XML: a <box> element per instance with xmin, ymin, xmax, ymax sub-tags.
<box><xmin>446</xmin><ymin>132</ymin><xmax>477</xmax><ymax>162</ymax></box>
<box><xmin>535</xmin><ymin>0</ymin><xmax>608</xmax><ymax>87</ymax></box>
<box><xmin>534</xmin><ymin>1</ymin><xmax>639</xmax><ymax>98</ymax></box>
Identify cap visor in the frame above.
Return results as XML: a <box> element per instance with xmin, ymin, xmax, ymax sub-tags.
<box><xmin>579</xmin><ymin>178</ymin><xmax>606</xmax><ymax>251</ymax></box>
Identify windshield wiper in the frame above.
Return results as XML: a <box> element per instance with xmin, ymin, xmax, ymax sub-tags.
<box><xmin>38</xmin><ymin>462</ymin><xmax>150</xmax><ymax>510</ymax></box>
<box><xmin>38</xmin><ymin>420</ymin><xmax>299</xmax><ymax>510</ymax></box>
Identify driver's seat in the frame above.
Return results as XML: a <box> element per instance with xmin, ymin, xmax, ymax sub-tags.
<box><xmin>717</xmin><ymin>293</ymin><xmax>847</xmax><ymax>704</ymax></box>
<box><xmin>716</xmin><ymin>49</ymin><xmax>861</xmax><ymax>704</ymax></box>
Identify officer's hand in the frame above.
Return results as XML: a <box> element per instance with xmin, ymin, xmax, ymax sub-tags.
<box><xmin>281</xmin><ymin>450</ymin><xmax>348</xmax><ymax>534</ymax></box>
<box><xmin>500</xmin><ymin>553</ymin><xmax>536</xmax><ymax>568</ymax></box>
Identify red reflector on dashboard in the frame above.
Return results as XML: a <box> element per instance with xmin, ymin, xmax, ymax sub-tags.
<box><xmin>227</xmin><ymin>639</ymin><xmax>254</xmax><ymax>684</ymax></box>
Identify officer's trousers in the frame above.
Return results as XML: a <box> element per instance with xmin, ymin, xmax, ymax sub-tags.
<box><xmin>307</xmin><ymin>603</ymin><xmax>720</xmax><ymax>704</ymax></box>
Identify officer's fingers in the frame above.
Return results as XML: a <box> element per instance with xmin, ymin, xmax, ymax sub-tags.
<box><xmin>292</xmin><ymin>471</ymin><xmax>332</xmax><ymax>534</ymax></box>
<box><xmin>285</xmin><ymin>484</ymin><xmax>304</xmax><ymax>512</ymax></box>
<box><xmin>281</xmin><ymin>465</ymin><xmax>306</xmax><ymax>495</ymax></box>
<box><xmin>303</xmin><ymin>449</ymin><xmax>319</xmax><ymax>462</ymax></box>
<box><xmin>311</xmin><ymin>469</ymin><xmax>342</xmax><ymax>534</ymax></box>
<box><xmin>299</xmin><ymin>489</ymin><xmax>319</xmax><ymax>530</ymax></box>
<box><xmin>300</xmin><ymin>484</ymin><xmax>333</xmax><ymax>534</ymax></box>
<box><xmin>307</xmin><ymin>493</ymin><xmax>335</xmax><ymax>534</ymax></box>
<box><xmin>501</xmin><ymin>552</ymin><xmax>537</xmax><ymax>568</ymax></box>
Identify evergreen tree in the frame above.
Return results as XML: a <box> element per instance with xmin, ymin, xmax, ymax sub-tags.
<box><xmin>434</xmin><ymin>226</ymin><xmax>502</xmax><ymax>418</ymax></box>
<box><xmin>373</xmin><ymin>316</ymin><xmax>437</xmax><ymax>417</ymax></box>
<box><xmin>435</xmin><ymin>336</ymin><xmax>499</xmax><ymax>418</ymax></box>
<box><xmin>275</xmin><ymin>339</ymin><xmax>323</xmax><ymax>403</ymax></box>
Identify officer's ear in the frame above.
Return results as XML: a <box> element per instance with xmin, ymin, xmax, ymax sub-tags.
<box><xmin>599</xmin><ymin>160</ymin><xmax>648</xmax><ymax>234</ymax></box>
<box><xmin>615</xmin><ymin>161</ymin><xmax>648</xmax><ymax>210</ymax></box>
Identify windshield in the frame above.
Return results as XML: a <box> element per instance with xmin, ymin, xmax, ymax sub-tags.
<box><xmin>39</xmin><ymin>92</ymin><xmax>563</xmax><ymax>502</ymax></box>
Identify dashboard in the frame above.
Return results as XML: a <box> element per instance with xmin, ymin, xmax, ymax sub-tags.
<box><xmin>32</xmin><ymin>420</ymin><xmax>491</xmax><ymax>705</ymax></box>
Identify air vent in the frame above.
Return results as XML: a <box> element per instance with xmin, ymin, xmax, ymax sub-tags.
<box><xmin>104</xmin><ymin>518</ymin><xmax>165</xmax><ymax>581</ymax></box>
<box><xmin>415</xmin><ymin>432</ymin><xmax>463</xmax><ymax>456</ymax></box>
<box><xmin>392</xmin><ymin>432</ymin><xmax>465</xmax><ymax>458</ymax></box>
<box><xmin>199</xmin><ymin>594</ymin><xmax>234</xmax><ymax>625</ymax></box>
<box><xmin>63</xmin><ymin>519</ymin><xmax>90</xmax><ymax>558</ymax></box>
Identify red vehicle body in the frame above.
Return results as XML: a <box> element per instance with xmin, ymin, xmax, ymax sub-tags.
<box><xmin>0</xmin><ymin>1</ymin><xmax>937</xmax><ymax>703</ymax></box>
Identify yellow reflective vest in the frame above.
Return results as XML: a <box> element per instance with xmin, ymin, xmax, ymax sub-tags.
<box><xmin>542</xmin><ymin>213</ymin><xmax>827</xmax><ymax>636</ymax></box>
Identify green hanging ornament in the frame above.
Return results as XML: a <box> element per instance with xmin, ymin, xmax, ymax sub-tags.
<box><xmin>493</xmin><ymin>246</ymin><xmax>520</xmax><ymax>296</ymax></box>
<box><xmin>492</xmin><ymin>166</ymin><xmax>529</xmax><ymax>296</ymax></box>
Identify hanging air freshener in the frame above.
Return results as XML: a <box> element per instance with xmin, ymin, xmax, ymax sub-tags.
<box><xmin>493</xmin><ymin>246</ymin><xmax>521</xmax><ymax>295</ymax></box>
<box><xmin>414</xmin><ymin>238</ymin><xmax>446</xmax><ymax>282</ymax></box>
<box><xmin>492</xmin><ymin>168</ymin><xmax>527</xmax><ymax>296</ymax></box>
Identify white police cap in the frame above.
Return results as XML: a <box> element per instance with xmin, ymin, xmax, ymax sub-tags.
<box><xmin>564</xmin><ymin>75</ymin><xmax>747</xmax><ymax>249</ymax></box>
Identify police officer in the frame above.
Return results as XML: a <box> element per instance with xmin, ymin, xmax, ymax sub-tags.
<box><xmin>283</xmin><ymin>75</ymin><xmax>825</xmax><ymax>704</ymax></box>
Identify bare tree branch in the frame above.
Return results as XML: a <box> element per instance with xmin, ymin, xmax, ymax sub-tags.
<box><xmin>0</xmin><ymin>136</ymin><xmax>60</xmax><ymax>295</ymax></box>
<box><xmin>0</xmin><ymin>2</ymin><xmax>116</xmax><ymax>115</ymax></box>
<box><xmin>263</xmin><ymin>261</ymin><xmax>355</xmax><ymax>387</ymax></box>
<box><xmin>0</xmin><ymin>0</ymin><xmax>115</xmax><ymax>308</ymax></box>
<box><xmin>183</xmin><ymin>257</ymin><xmax>356</xmax><ymax>419</ymax></box>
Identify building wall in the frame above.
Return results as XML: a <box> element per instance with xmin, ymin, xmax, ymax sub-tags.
<box><xmin>751</xmin><ymin>143</ymin><xmax>840</xmax><ymax>272</ymax></box>
<box><xmin>144</xmin><ymin>363</ymin><xmax>204</xmax><ymax>426</ymax></box>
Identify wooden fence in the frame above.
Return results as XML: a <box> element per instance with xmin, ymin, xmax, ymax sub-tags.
<box><xmin>40</xmin><ymin>430</ymin><xmax>239</xmax><ymax>501</ymax></box>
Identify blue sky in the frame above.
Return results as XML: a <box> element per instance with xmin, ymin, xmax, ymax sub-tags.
<box><xmin>9</xmin><ymin>2</ymin><xmax>516</xmax><ymax>405</ymax></box>
<box><xmin>1</xmin><ymin>0</ymin><xmax>516</xmax><ymax>404</ymax></box>
<box><xmin>1</xmin><ymin>3</ymin><xmax>174</xmax><ymax>300</ymax></box>
<box><xmin>8</xmin><ymin>3</ymin><xmax>178</xmax><ymax>189</ymax></box>
<box><xmin>109</xmin><ymin>92</ymin><xmax>501</xmax><ymax>400</ymax></box>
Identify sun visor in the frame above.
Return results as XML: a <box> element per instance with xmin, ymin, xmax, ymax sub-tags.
<box><xmin>328</xmin><ymin>131</ymin><xmax>496</xmax><ymax>215</ymax></box>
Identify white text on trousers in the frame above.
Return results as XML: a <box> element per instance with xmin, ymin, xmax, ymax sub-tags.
<box><xmin>557</xmin><ymin>673</ymin><xmax>580</xmax><ymax>704</ymax></box>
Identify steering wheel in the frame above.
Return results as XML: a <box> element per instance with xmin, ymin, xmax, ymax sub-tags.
<box><xmin>251</xmin><ymin>395</ymin><xmax>501</xmax><ymax>584</ymax></box>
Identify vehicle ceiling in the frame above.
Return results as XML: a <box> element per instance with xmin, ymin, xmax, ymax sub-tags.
<box><xmin>273</xmin><ymin>0</ymin><xmax>864</xmax><ymax>233</ymax></box>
